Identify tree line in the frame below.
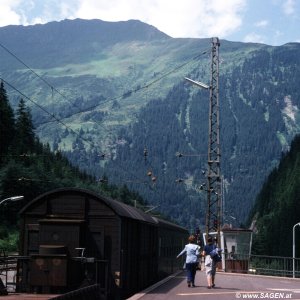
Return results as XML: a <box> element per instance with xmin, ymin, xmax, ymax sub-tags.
<box><xmin>248</xmin><ymin>134</ymin><xmax>300</xmax><ymax>257</ymax></box>
<box><xmin>0</xmin><ymin>81</ymin><xmax>147</xmax><ymax>251</ymax></box>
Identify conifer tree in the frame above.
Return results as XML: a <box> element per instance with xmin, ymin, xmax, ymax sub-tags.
<box><xmin>14</xmin><ymin>98</ymin><xmax>35</xmax><ymax>154</ymax></box>
<box><xmin>0</xmin><ymin>81</ymin><xmax>15</xmax><ymax>163</ymax></box>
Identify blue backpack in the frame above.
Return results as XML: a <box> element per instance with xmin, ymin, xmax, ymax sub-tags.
<box><xmin>210</xmin><ymin>247</ymin><xmax>222</xmax><ymax>262</ymax></box>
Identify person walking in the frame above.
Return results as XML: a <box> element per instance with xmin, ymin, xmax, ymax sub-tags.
<box><xmin>202</xmin><ymin>235</ymin><xmax>218</xmax><ymax>289</ymax></box>
<box><xmin>177</xmin><ymin>235</ymin><xmax>200</xmax><ymax>287</ymax></box>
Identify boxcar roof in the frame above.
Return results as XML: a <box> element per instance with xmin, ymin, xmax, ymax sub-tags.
<box><xmin>19</xmin><ymin>187</ymin><xmax>156</xmax><ymax>224</ymax></box>
<box><xmin>152</xmin><ymin>217</ymin><xmax>187</xmax><ymax>233</ymax></box>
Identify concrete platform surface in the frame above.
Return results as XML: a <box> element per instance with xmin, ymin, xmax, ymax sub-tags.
<box><xmin>128</xmin><ymin>270</ymin><xmax>300</xmax><ymax>300</ymax></box>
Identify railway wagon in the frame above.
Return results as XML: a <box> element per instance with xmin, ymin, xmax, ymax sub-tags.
<box><xmin>17</xmin><ymin>187</ymin><xmax>188</xmax><ymax>299</ymax></box>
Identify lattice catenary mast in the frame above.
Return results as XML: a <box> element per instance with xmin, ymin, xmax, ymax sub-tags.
<box><xmin>205</xmin><ymin>37</ymin><xmax>221</xmax><ymax>245</ymax></box>
<box><xmin>184</xmin><ymin>37</ymin><xmax>222</xmax><ymax>244</ymax></box>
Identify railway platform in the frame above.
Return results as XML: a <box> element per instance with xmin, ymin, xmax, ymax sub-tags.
<box><xmin>128</xmin><ymin>270</ymin><xmax>300</xmax><ymax>300</ymax></box>
<box><xmin>1</xmin><ymin>270</ymin><xmax>300</xmax><ymax>299</ymax></box>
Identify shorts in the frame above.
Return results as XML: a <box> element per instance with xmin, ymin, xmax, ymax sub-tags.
<box><xmin>205</xmin><ymin>255</ymin><xmax>216</xmax><ymax>276</ymax></box>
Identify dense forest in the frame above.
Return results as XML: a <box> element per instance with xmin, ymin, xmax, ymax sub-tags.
<box><xmin>249</xmin><ymin>134</ymin><xmax>300</xmax><ymax>257</ymax></box>
<box><xmin>0</xmin><ymin>81</ymin><xmax>147</xmax><ymax>251</ymax></box>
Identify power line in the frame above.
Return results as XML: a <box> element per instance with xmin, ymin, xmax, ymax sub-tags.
<box><xmin>0</xmin><ymin>42</ymin><xmax>209</xmax><ymax>172</ymax></box>
<box><xmin>0</xmin><ymin>40</ymin><xmax>212</xmax><ymax>206</ymax></box>
<box><xmin>0</xmin><ymin>41</ymin><xmax>210</xmax><ymax>190</ymax></box>
<box><xmin>0</xmin><ymin>43</ymin><xmax>52</xmax><ymax>89</ymax></box>
<box><xmin>0</xmin><ymin>77</ymin><xmax>155</xmax><ymax>190</ymax></box>
<box><xmin>0</xmin><ymin>41</ymin><xmax>118</xmax><ymax>140</ymax></box>
<box><xmin>33</xmin><ymin>50</ymin><xmax>210</xmax><ymax>128</ymax></box>
<box><xmin>0</xmin><ymin>77</ymin><xmax>70</xmax><ymax>130</ymax></box>
<box><xmin>0</xmin><ymin>76</ymin><xmax>107</xmax><ymax>163</ymax></box>
<box><xmin>0</xmin><ymin>41</ymin><xmax>209</xmax><ymax>128</ymax></box>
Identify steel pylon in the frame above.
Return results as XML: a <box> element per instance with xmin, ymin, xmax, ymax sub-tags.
<box><xmin>205</xmin><ymin>37</ymin><xmax>221</xmax><ymax>245</ymax></box>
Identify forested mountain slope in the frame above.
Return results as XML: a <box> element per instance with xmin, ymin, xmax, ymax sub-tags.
<box><xmin>0</xmin><ymin>81</ymin><xmax>146</xmax><ymax>250</ymax></box>
<box><xmin>249</xmin><ymin>134</ymin><xmax>300</xmax><ymax>257</ymax></box>
<box><xmin>0</xmin><ymin>19</ymin><xmax>300</xmax><ymax>230</ymax></box>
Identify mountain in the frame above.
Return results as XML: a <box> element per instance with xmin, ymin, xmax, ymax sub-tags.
<box><xmin>0</xmin><ymin>18</ymin><xmax>169</xmax><ymax>69</ymax></box>
<box><xmin>0</xmin><ymin>19</ymin><xmax>300</xmax><ymax>231</ymax></box>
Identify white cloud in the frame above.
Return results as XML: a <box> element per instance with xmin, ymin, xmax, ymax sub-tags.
<box><xmin>274</xmin><ymin>30</ymin><xmax>283</xmax><ymax>39</ymax></box>
<box><xmin>255</xmin><ymin>20</ymin><xmax>269</xmax><ymax>27</ymax></box>
<box><xmin>243</xmin><ymin>32</ymin><xmax>265</xmax><ymax>44</ymax></box>
<box><xmin>0</xmin><ymin>0</ymin><xmax>79</xmax><ymax>26</ymax></box>
<box><xmin>74</xmin><ymin>0</ymin><xmax>247</xmax><ymax>38</ymax></box>
<box><xmin>1</xmin><ymin>0</ymin><xmax>297</xmax><ymax>45</ymax></box>
<box><xmin>0</xmin><ymin>0</ymin><xmax>23</xmax><ymax>26</ymax></box>
<box><xmin>0</xmin><ymin>0</ymin><xmax>248</xmax><ymax>40</ymax></box>
<box><xmin>59</xmin><ymin>2</ymin><xmax>76</xmax><ymax>18</ymax></box>
<box><xmin>282</xmin><ymin>0</ymin><xmax>296</xmax><ymax>15</ymax></box>
<box><xmin>32</xmin><ymin>1</ymin><xmax>72</xmax><ymax>25</ymax></box>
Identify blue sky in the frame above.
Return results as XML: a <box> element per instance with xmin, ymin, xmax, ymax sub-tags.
<box><xmin>0</xmin><ymin>0</ymin><xmax>299</xmax><ymax>46</ymax></box>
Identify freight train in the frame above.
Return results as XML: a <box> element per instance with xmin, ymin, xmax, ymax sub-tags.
<box><xmin>16</xmin><ymin>188</ymin><xmax>188</xmax><ymax>299</ymax></box>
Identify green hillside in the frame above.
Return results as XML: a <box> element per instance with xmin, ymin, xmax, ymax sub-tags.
<box><xmin>0</xmin><ymin>81</ymin><xmax>147</xmax><ymax>251</ymax></box>
<box><xmin>1</xmin><ymin>19</ymin><xmax>300</xmax><ymax>230</ymax></box>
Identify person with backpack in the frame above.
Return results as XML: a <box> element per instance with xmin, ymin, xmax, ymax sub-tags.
<box><xmin>202</xmin><ymin>235</ymin><xmax>221</xmax><ymax>289</ymax></box>
<box><xmin>176</xmin><ymin>235</ymin><xmax>200</xmax><ymax>287</ymax></box>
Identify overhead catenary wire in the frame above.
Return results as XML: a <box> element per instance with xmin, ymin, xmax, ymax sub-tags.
<box><xmin>0</xmin><ymin>42</ymin><xmax>210</xmax><ymax>186</ymax></box>
<box><xmin>35</xmin><ymin>49</ymin><xmax>210</xmax><ymax>128</ymax></box>
<box><xmin>0</xmin><ymin>79</ymin><xmax>112</xmax><ymax>164</ymax></box>
<box><xmin>0</xmin><ymin>40</ymin><xmax>211</xmax><ymax>178</ymax></box>
<box><xmin>0</xmin><ymin>43</ymin><xmax>54</xmax><ymax>89</ymax></box>
<box><xmin>0</xmin><ymin>77</ymin><xmax>157</xmax><ymax>191</ymax></box>
<box><xmin>0</xmin><ymin>40</ymin><xmax>209</xmax><ymax>128</ymax></box>
<box><xmin>0</xmin><ymin>41</ymin><xmax>119</xmax><ymax>142</ymax></box>
<box><xmin>0</xmin><ymin>44</ymin><xmax>210</xmax><ymax>162</ymax></box>
<box><xmin>0</xmin><ymin>77</ymin><xmax>70</xmax><ymax>131</ymax></box>
<box><xmin>0</xmin><ymin>40</ymin><xmax>211</xmax><ymax>201</ymax></box>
